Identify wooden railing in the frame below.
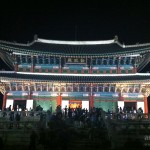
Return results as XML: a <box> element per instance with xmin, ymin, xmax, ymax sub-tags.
<box><xmin>103</xmin><ymin>112</ymin><xmax>150</xmax><ymax>121</ymax></box>
<box><xmin>0</xmin><ymin>110</ymin><xmax>150</xmax><ymax>130</ymax></box>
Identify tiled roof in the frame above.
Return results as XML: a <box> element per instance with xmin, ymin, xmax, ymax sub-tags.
<box><xmin>1</xmin><ymin>71</ymin><xmax>150</xmax><ymax>83</ymax></box>
<box><xmin>0</xmin><ymin>37</ymin><xmax>150</xmax><ymax>56</ymax></box>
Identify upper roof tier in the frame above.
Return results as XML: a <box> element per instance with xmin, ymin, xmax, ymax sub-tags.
<box><xmin>1</xmin><ymin>36</ymin><xmax>150</xmax><ymax>56</ymax></box>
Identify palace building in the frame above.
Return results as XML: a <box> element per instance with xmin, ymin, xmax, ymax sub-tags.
<box><xmin>0</xmin><ymin>35</ymin><xmax>150</xmax><ymax>113</ymax></box>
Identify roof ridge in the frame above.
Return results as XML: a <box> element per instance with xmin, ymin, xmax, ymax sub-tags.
<box><xmin>37</xmin><ymin>38</ymin><xmax>115</xmax><ymax>45</ymax></box>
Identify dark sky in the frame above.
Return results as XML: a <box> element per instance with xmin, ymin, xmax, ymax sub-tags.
<box><xmin>0</xmin><ymin>1</ymin><xmax>150</xmax><ymax>71</ymax></box>
<box><xmin>0</xmin><ymin>1</ymin><xmax>150</xmax><ymax>44</ymax></box>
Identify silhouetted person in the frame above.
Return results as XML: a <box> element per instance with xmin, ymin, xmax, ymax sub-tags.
<box><xmin>8</xmin><ymin>105</ymin><xmax>11</xmax><ymax>111</ymax></box>
<box><xmin>15</xmin><ymin>113</ymin><xmax>20</xmax><ymax>128</ymax></box>
<box><xmin>64</xmin><ymin>106</ymin><xmax>67</xmax><ymax>118</ymax></box>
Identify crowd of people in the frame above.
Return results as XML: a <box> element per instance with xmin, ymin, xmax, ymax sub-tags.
<box><xmin>107</xmin><ymin>106</ymin><xmax>144</xmax><ymax>120</ymax></box>
<box><xmin>0</xmin><ymin>104</ymin><xmax>147</xmax><ymax>130</ymax></box>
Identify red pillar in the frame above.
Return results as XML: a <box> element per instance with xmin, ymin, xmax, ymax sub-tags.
<box><xmin>28</xmin><ymin>91</ymin><xmax>32</xmax><ymax>100</ymax></box>
<box><xmin>15</xmin><ymin>64</ymin><xmax>18</xmax><ymax>72</ymax></box>
<box><xmin>57</xmin><ymin>95</ymin><xmax>62</xmax><ymax>106</ymax></box>
<box><xmin>90</xmin><ymin>67</ymin><xmax>92</xmax><ymax>74</ymax></box>
<box><xmin>134</xmin><ymin>67</ymin><xmax>137</xmax><ymax>73</ymax></box>
<box><xmin>31</xmin><ymin>56</ymin><xmax>34</xmax><ymax>72</ymax></box>
<box><xmin>117</xmin><ymin>66</ymin><xmax>120</xmax><ymax>74</ymax></box>
<box><xmin>144</xmin><ymin>96</ymin><xmax>148</xmax><ymax>113</ymax></box>
<box><xmin>31</xmin><ymin>64</ymin><xmax>34</xmax><ymax>72</ymax></box>
<box><xmin>59</xmin><ymin>68</ymin><xmax>62</xmax><ymax>73</ymax></box>
<box><xmin>2</xmin><ymin>92</ymin><xmax>7</xmax><ymax>110</ymax></box>
<box><xmin>119</xmin><ymin>93</ymin><xmax>124</xmax><ymax>101</ymax></box>
<box><xmin>90</xmin><ymin>95</ymin><xmax>94</xmax><ymax>109</ymax></box>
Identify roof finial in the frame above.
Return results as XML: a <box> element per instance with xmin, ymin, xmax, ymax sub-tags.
<box><xmin>114</xmin><ymin>35</ymin><xmax>118</xmax><ymax>42</ymax></box>
<box><xmin>122</xmin><ymin>43</ymin><xmax>125</xmax><ymax>48</ymax></box>
<box><xmin>34</xmin><ymin>34</ymin><xmax>38</xmax><ymax>41</ymax></box>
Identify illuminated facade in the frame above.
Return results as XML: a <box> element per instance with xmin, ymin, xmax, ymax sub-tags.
<box><xmin>0</xmin><ymin>35</ymin><xmax>150</xmax><ymax>112</ymax></box>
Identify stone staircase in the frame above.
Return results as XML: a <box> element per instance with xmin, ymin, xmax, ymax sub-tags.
<box><xmin>68</xmin><ymin>138</ymin><xmax>101</xmax><ymax>150</ymax></box>
<box><xmin>104</xmin><ymin>119</ymin><xmax>150</xmax><ymax>149</ymax></box>
<box><xmin>0</xmin><ymin>130</ymin><xmax>31</xmax><ymax>150</ymax></box>
<box><xmin>0</xmin><ymin>127</ymin><xmax>111</xmax><ymax>150</ymax></box>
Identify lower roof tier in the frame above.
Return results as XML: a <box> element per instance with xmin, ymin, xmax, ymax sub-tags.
<box><xmin>1</xmin><ymin>71</ymin><xmax>150</xmax><ymax>83</ymax></box>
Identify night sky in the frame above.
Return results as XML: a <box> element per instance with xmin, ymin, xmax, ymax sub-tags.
<box><xmin>0</xmin><ymin>1</ymin><xmax>150</xmax><ymax>68</ymax></box>
<box><xmin>0</xmin><ymin>1</ymin><xmax>150</xmax><ymax>43</ymax></box>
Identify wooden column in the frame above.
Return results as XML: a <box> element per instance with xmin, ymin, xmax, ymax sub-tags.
<box><xmin>133</xmin><ymin>65</ymin><xmax>137</xmax><ymax>73</ymax></box>
<box><xmin>144</xmin><ymin>96</ymin><xmax>148</xmax><ymax>113</ymax></box>
<box><xmin>117</xmin><ymin>66</ymin><xmax>120</xmax><ymax>74</ymax></box>
<box><xmin>14</xmin><ymin>55</ymin><xmax>18</xmax><ymax>72</ymax></box>
<box><xmin>118</xmin><ymin>92</ymin><xmax>124</xmax><ymax>101</ymax></box>
<box><xmin>28</xmin><ymin>83</ymin><xmax>32</xmax><ymax>100</ymax></box>
<box><xmin>2</xmin><ymin>92</ymin><xmax>7</xmax><ymax>110</ymax></box>
<box><xmin>117</xmin><ymin>57</ymin><xmax>121</xmax><ymax>74</ymax></box>
<box><xmin>134</xmin><ymin>57</ymin><xmax>137</xmax><ymax>73</ymax></box>
<box><xmin>90</xmin><ymin>57</ymin><xmax>92</xmax><ymax>74</ymax></box>
<box><xmin>15</xmin><ymin>63</ymin><xmax>18</xmax><ymax>72</ymax></box>
<box><xmin>89</xmin><ymin>95</ymin><xmax>94</xmax><ymax>109</ymax></box>
<box><xmin>90</xmin><ymin>83</ymin><xmax>94</xmax><ymax>109</ymax></box>
<box><xmin>31</xmin><ymin>56</ymin><xmax>34</xmax><ymax>72</ymax></box>
<box><xmin>90</xmin><ymin>67</ymin><xmax>92</xmax><ymax>74</ymax></box>
<box><xmin>59</xmin><ymin>57</ymin><xmax>62</xmax><ymax>73</ymax></box>
<box><xmin>57</xmin><ymin>94</ymin><xmax>62</xmax><ymax>106</ymax></box>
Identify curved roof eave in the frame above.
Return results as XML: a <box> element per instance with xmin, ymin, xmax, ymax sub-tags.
<box><xmin>1</xmin><ymin>37</ymin><xmax>150</xmax><ymax>56</ymax></box>
<box><xmin>1</xmin><ymin>71</ymin><xmax>150</xmax><ymax>84</ymax></box>
<box><xmin>1</xmin><ymin>45</ymin><xmax>150</xmax><ymax>57</ymax></box>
